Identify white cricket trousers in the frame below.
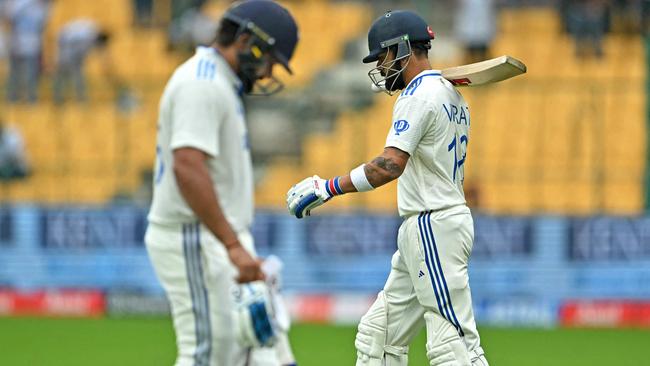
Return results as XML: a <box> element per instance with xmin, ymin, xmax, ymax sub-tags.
<box><xmin>358</xmin><ymin>207</ymin><xmax>486</xmax><ymax>364</ymax></box>
<box><xmin>146</xmin><ymin>221</ymin><xmax>242</xmax><ymax>366</ymax></box>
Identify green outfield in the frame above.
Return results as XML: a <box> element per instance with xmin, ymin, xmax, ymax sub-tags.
<box><xmin>0</xmin><ymin>317</ymin><xmax>648</xmax><ymax>365</ymax></box>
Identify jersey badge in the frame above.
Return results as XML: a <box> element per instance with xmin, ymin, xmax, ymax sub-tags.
<box><xmin>393</xmin><ymin>120</ymin><xmax>410</xmax><ymax>135</ymax></box>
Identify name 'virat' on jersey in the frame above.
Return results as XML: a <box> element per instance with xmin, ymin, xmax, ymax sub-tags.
<box><xmin>385</xmin><ymin>70</ymin><xmax>471</xmax><ymax>217</ymax></box>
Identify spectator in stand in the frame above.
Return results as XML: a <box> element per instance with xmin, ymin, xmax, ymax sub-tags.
<box><xmin>0</xmin><ymin>117</ymin><xmax>29</xmax><ymax>181</ymax></box>
<box><xmin>4</xmin><ymin>0</ymin><xmax>51</xmax><ymax>103</ymax></box>
<box><xmin>167</xmin><ymin>5</ymin><xmax>217</xmax><ymax>53</ymax></box>
<box><xmin>566</xmin><ymin>0</ymin><xmax>610</xmax><ymax>59</ymax></box>
<box><xmin>454</xmin><ymin>0</ymin><xmax>497</xmax><ymax>64</ymax></box>
<box><xmin>52</xmin><ymin>18</ymin><xmax>111</xmax><ymax>104</ymax></box>
<box><xmin>133</xmin><ymin>0</ymin><xmax>153</xmax><ymax>27</ymax></box>
<box><xmin>641</xmin><ymin>0</ymin><xmax>650</xmax><ymax>37</ymax></box>
<box><xmin>171</xmin><ymin>0</ymin><xmax>206</xmax><ymax>23</ymax></box>
<box><xmin>611</xmin><ymin>0</ymin><xmax>643</xmax><ymax>33</ymax></box>
<box><xmin>0</xmin><ymin>1</ymin><xmax>7</xmax><ymax>66</ymax></box>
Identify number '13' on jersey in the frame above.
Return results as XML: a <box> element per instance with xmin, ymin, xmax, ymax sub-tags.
<box><xmin>448</xmin><ymin>134</ymin><xmax>467</xmax><ymax>182</ymax></box>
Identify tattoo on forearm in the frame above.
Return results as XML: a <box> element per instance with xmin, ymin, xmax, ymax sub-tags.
<box><xmin>365</xmin><ymin>157</ymin><xmax>402</xmax><ymax>186</ymax></box>
<box><xmin>375</xmin><ymin>157</ymin><xmax>402</xmax><ymax>175</ymax></box>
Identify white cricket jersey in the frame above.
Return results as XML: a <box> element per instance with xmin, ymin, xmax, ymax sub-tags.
<box><xmin>148</xmin><ymin>46</ymin><xmax>253</xmax><ymax>232</ymax></box>
<box><xmin>385</xmin><ymin>70</ymin><xmax>471</xmax><ymax>217</ymax></box>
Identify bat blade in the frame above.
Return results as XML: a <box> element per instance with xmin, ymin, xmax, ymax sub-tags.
<box><xmin>442</xmin><ymin>55</ymin><xmax>527</xmax><ymax>87</ymax></box>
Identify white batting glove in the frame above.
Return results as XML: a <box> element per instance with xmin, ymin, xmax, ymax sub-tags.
<box><xmin>286</xmin><ymin>175</ymin><xmax>343</xmax><ymax>219</ymax></box>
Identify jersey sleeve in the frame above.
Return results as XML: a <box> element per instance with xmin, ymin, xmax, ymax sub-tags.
<box><xmin>385</xmin><ymin>96</ymin><xmax>436</xmax><ymax>155</ymax></box>
<box><xmin>169</xmin><ymin>80</ymin><xmax>225</xmax><ymax>157</ymax></box>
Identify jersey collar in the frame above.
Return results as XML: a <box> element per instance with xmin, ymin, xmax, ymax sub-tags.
<box><xmin>405</xmin><ymin>69</ymin><xmax>442</xmax><ymax>89</ymax></box>
<box><xmin>401</xmin><ymin>69</ymin><xmax>442</xmax><ymax>96</ymax></box>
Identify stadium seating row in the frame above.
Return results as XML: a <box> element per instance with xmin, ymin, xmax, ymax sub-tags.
<box><xmin>0</xmin><ymin>5</ymin><xmax>645</xmax><ymax>214</ymax></box>
<box><xmin>0</xmin><ymin>0</ymin><xmax>371</xmax><ymax>204</ymax></box>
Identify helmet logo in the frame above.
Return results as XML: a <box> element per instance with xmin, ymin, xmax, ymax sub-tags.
<box><xmin>393</xmin><ymin>120</ymin><xmax>410</xmax><ymax>135</ymax></box>
<box><xmin>385</xmin><ymin>11</ymin><xmax>392</xmax><ymax>17</ymax></box>
<box><xmin>251</xmin><ymin>45</ymin><xmax>263</xmax><ymax>59</ymax></box>
<box><xmin>427</xmin><ymin>26</ymin><xmax>435</xmax><ymax>39</ymax></box>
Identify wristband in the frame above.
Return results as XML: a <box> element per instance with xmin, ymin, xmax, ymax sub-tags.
<box><xmin>350</xmin><ymin>164</ymin><xmax>374</xmax><ymax>192</ymax></box>
<box><xmin>324</xmin><ymin>176</ymin><xmax>344</xmax><ymax>197</ymax></box>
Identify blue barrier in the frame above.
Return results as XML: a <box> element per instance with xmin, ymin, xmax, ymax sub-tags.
<box><xmin>1</xmin><ymin>205</ymin><xmax>649</xmax><ymax>305</ymax></box>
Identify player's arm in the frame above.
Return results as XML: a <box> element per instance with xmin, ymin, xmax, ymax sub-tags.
<box><xmin>173</xmin><ymin>147</ymin><xmax>239</xmax><ymax>249</ymax></box>
<box><xmin>288</xmin><ymin>95</ymin><xmax>432</xmax><ymax>219</ymax></box>
<box><xmin>173</xmin><ymin>147</ymin><xmax>263</xmax><ymax>283</ymax></box>
<box><xmin>336</xmin><ymin>147</ymin><xmax>409</xmax><ymax>192</ymax></box>
<box><xmin>362</xmin><ymin>147</ymin><xmax>410</xmax><ymax>187</ymax></box>
<box><xmin>286</xmin><ymin>147</ymin><xmax>409</xmax><ymax>219</ymax></box>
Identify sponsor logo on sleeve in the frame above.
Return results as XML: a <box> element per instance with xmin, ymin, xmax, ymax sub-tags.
<box><xmin>393</xmin><ymin>120</ymin><xmax>410</xmax><ymax>135</ymax></box>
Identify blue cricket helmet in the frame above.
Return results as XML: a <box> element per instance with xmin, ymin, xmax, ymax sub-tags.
<box><xmin>363</xmin><ymin>10</ymin><xmax>435</xmax><ymax>64</ymax></box>
<box><xmin>224</xmin><ymin>0</ymin><xmax>299</xmax><ymax>74</ymax></box>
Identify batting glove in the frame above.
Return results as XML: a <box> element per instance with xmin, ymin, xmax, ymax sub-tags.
<box><xmin>287</xmin><ymin>175</ymin><xmax>343</xmax><ymax>219</ymax></box>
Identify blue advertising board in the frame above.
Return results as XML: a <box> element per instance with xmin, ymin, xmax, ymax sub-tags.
<box><xmin>0</xmin><ymin>205</ymin><xmax>649</xmax><ymax>308</ymax></box>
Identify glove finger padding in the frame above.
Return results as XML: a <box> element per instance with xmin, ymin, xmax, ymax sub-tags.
<box><xmin>287</xmin><ymin>177</ymin><xmax>319</xmax><ymax>217</ymax></box>
<box><xmin>287</xmin><ymin>186</ymin><xmax>317</xmax><ymax>216</ymax></box>
<box><xmin>286</xmin><ymin>175</ymin><xmax>333</xmax><ymax>218</ymax></box>
<box><xmin>287</xmin><ymin>178</ymin><xmax>313</xmax><ymax>199</ymax></box>
<box><xmin>293</xmin><ymin>193</ymin><xmax>320</xmax><ymax>218</ymax></box>
<box><xmin>302</xmin><ymin>196</ymin><xmax>325</xmax><ymax>217</ymax></box>
<box><xmin>286</xmin><ymin>177</ymin><xmax>312</xmax><ymax>201</ymax></box>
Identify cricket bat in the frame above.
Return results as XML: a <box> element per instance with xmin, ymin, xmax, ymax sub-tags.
<box><xmin>442</xmin><ymin>55</ymin><xmax>527</xmax><ymax>87</ymax></box>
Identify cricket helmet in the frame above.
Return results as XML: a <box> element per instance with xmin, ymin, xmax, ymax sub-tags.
<box><xmin>364</xmin><ymin>10</ymin><xmax>435</xmax><ymax>94</ymax></box>
<box><xmin>363</xmin><ymin>10</ymin><xmax>434</xmax><ymax>64</ymax></box>
<box><xmin>223</xmin><ymin>0</ymin><xmax>299</xmax><ymax>95</ymax></box>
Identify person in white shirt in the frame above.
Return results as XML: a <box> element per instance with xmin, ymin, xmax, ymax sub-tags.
<box><xmin>287</xmin><ymin>10</ymin><xmax>489</xmax><ymax>366</ymax></box>
<box><xmin>53</xmin><ymin>18</ymin><xmax>110</xmax><ymax>104</ymax></box>
<box><xmin>454</xmin><ymin>0</ymin><xmax>496</xmax><ymax>63</ymax></box>
<box><xmin>4</xmin><ymin>0</ymin><xmax>50</xmax><ymax>103</ymax></box>
<box><xmin>146</xmin><ymin>1</ymin><xmax>299</xmax><ymax>365</ymax></box>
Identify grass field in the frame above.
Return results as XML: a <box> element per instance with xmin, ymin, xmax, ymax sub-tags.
<box><xmin>1</xmin><ymin>317</ymin><xmax>649</xmax><ymax>365</ymax></box>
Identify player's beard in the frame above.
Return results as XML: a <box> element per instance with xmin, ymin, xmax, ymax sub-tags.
<box><xmin>237</xmin><ymin>68</ymin><xmax>284</xmax><ymax>96</ymax></box>
<box><xmin>237</xmin><ymin>50</ymin><xmax>265</xmax><ymax>94</ymax></box>
<box><xmin>385</xmin><ymin>69</ymin><xmax>406</xmax><ymax>92</ymax></box>
<box><xmin>238</xmin><ymin>71</ymin><xmax>255</xmax><ymax>94</ymax></box>
<box><xmin>236</xmin><ymin>54</ymin><xmax>284</xmax><ymax>96</ymax></box>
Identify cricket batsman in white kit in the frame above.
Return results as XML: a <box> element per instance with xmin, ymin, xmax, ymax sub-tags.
<box><xmin>146</xmin><ymin>1</ymin><xmax>298</xmax><ymax>365</ymax></box>
<box><xmin>287</xmin><ymin>10</ymin><xmax>488</xmax><ymax>366</ymax></box>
